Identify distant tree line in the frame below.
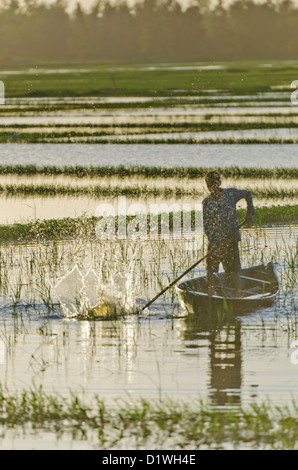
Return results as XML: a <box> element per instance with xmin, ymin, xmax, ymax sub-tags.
<box><xmin>0</xmin><ymin>0</ymin><xmax>298</xmax><ymax>64</ymax></box>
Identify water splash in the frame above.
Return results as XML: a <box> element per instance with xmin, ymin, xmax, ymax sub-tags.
<box><xmin>52</xmin><ymin>264</ymin><xmax>138</xmax><ymax>319</ymax></box>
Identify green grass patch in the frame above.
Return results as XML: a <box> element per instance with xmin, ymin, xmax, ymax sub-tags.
<box><xmin>0</xmin><ymin>182</ymin><xmax>296</xmax><ymax>200</ymax></box>
<box><xmin>0</xmin><ymin>96</ymin><xmax>291</xmax><ymax>113</ymax></box>
<box><xmin>2</xmin><ymin>61</ymin><xmax>298</xmax><ymax>98</ymax></box>
<box><xmin>238</xmin><ymin>205</ymin><xmax>298</xmax><ymax>227</ymax></box>
<box><xmin>26</xmin><ymin>137</ymin><xmax>298</xmax><ymax>144</ymax></box>
<box><xmin>2</xmin><ymin>121</ymin><xmax>298</xmax><ymax>144</ymax></box>
<box><xmin>2</xmin><ymin>135</ymin><xmax>298</xmax><ymax>144</ymax></box>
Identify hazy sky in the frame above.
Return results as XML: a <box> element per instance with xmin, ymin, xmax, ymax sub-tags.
<box><xmin>0</xmin><ymin>0</ymin><xmax>293</xmax><ymax>13</ymax></box>
<box><xmin>0</xmin><ymin>0</ymin><xmax>97</xmax><ymax>11</ymax></box>
<box><xmin>54</xmin><ymin>0</ymin><xmax>101</xmax><ymax>11</ymax></box>
<box><xmin>41</xmin><ymin>0</ymin><xmax>192</xmax><ymax>11</ymax></box>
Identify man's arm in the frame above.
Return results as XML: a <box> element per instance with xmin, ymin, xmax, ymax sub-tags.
<box><xmin>232</xmin><ymin>188</ymin><xmax>255</xmax><ymax>221</ymax></box>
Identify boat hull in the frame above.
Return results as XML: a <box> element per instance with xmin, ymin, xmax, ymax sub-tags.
<box><xmin>176</xmin><ymin>262</ymin><xmax>279</xmax><ymax>315</ymax></box>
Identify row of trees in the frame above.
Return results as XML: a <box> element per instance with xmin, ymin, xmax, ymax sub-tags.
<box><xmin>0</xmin><ymin>0</ymin><xmax>298</xmax><ymax>64</ymax></box>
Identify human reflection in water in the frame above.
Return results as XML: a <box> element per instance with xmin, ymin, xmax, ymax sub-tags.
<box><xmin>179</xmin><ymin>312</ymin><xmax>242</xmax><ymax>407</ymax></box>
<box><xmin>209</xmin><ymin>320</ymin><xmax>241</xmax><ymax>406</ymax></box>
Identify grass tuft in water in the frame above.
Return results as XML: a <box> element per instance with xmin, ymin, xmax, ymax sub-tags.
<box><xmin>0</xmin><ymin>164</ymin><xmax>296</xmax><ymax>180</ymax></box>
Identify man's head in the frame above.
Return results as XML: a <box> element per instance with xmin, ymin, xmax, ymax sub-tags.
<box><xmin>205</xmin><ymin>170</ymin><xmax>222</xmax><ymax>197</ymax></box>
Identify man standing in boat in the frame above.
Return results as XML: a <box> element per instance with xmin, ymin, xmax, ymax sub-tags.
<box><xmin>203</xmin><ymin>170</ymin><xmax>255</xmax><ymax>297</ymax></box>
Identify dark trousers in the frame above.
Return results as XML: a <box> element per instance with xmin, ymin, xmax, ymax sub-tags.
<box><xmin>207</xmin><ymin>239</ymin><xmax>241</xmax><ymax>276</ymax></box>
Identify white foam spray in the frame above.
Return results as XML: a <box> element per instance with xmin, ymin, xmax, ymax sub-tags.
<box><xmin>52</xmin><ymin>262</ymin><xmax>138</xmax><ymax>318</ymax></box>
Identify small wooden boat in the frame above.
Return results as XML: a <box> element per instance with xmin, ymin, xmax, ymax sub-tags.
<box><xmin>176</xmin><ymin>261</ymin><xmax>279</xmax><ymax>314</ymax></box>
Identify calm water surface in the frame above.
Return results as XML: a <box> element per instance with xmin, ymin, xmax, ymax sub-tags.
<box><xmin>0</xmin><ymin>82</ymin><xmax>297</xmax><ymax>448</ymax></box>
<box><xmin>0</xmin><ymin>143</ymin><xmax>297</xmax><ymax>168</ymax></box>
<box><xmin>0</xmin><ymin>225</ymin><xmax>296</xmax><ymax>405</ymax></box>
<box><xmin>0</xmin><ymin>194</ymin><xmax>296</xmax><ymax>224</ymax></box>
<box><xmin>0</xmin><ymin>224</ymin><xmax>296</xmax><ymax>448</ymax></box>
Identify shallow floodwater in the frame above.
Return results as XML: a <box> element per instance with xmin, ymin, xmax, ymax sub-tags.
<box><xmin>0</xmin><ymin>85</ymin><xmax>297</xmax><ymax>447</ymax></box>
<box><xmin>0</xmin><ymin>194</ymin><xmax>296</xmax><ymax>225</ymax></box>
<box><xmin>0</xmin><ymin>223</ymin><xmax>296</xmax><ymax>448</ymax></box>
<box><xmin>97</xmin><ymin>127</ymin><xmax>298</xmax><ymax>142</ymax></box>
<box><xmin>0</xmin><ymin>225</ymin><xmax>296</xmax><ymax>404</ymax></box>
<box><xmin>0</xmin><ymin>143</ymin><xmax>297</xmax><ymax>168</ymax></box>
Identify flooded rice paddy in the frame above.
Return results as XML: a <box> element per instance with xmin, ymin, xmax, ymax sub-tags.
<box><xmin>0</xmin><ymin>174</ymin><xmax>296</xmax><ymax>224</ymax></box>
<box><xmin>0</xmin><ymin>225</ymin><xmax>296</xmax><ymax>450</ymax></box>
<box><xmin>1</xmin><ymin>83</ymin><xmax>298</xmax><ymax>145</ymax></box>
<box><xmin>0</xmin><ymin>65</ymin><xmax>297</xmax><ymax>448</ymax></box>
<box><xmin>0</xmin><ymin>225</ymin><xmax>297</xmax><ymax>413</ymax></box>
<box><xmin>0</xmin><ymin>143</ymin><xmax>297</xmax><ymax>168</ymax></box>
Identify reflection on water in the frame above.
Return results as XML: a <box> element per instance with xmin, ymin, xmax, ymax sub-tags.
<box><xmin>0</xmin><ymin>143</ymin><xmax>297</xmax><ymax>168</ymax></box>
<box><xmin>0</xmin><ymin>225</ymin><xmax>296</xmax><ymax>412</ymax></box>
<box><xmin>0</xmin><ymin>294</ymin><xmax>297</xmax><ymax>410</ymax></box>
<box><xmin>210</xmin><ymin>324</ymin><xmax>242</xmax><ymax>406</ymax></box>
<box><xmin>179</xmin><ymin>313</ymin><xmax>243</xmax><ymax>407</ymax></box>
<box><xmin>0</xmin><ymin>194</ymin><xmax>296</xmax><ymax>224</ymax></box>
